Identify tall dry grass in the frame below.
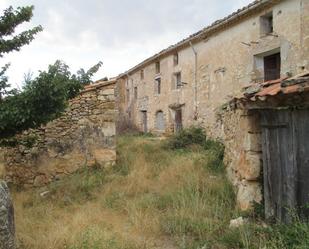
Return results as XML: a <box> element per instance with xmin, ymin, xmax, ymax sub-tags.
<box><xmin>12</xmin><ymin>133</ymin><xmax>309</xmax><ymax>249</ymax></box>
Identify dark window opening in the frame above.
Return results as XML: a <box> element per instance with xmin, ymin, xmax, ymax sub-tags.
<box><xmin>155</xmin><ymin>61</ymin><xmax>160</xmax><ymax>74</ymax></box>
<box><xmin>175</xmin><ymin>72</ymin><xmax>182</xmax><ymax>89</ymax></box>
<box><xmin>155</xmin><ymin>78</ymin><xmax>161</xmax><ymax>94</ymax></box>
<box><xmin>264</xmin><ymin>53</ymin><xmax>281</xmax><ymax>81</ymax></box>
<box><xmin>260</xmin><ymin>12</ymin><xmax>273</xmax><ymax>35</ymax></box>
<box><xmin>173</xmin><ymin>53</ymin><xmax>179</xmax><ymax>66</ymax></box>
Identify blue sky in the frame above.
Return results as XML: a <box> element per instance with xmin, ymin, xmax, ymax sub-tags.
<box><xmin>1</xmin><ymin>0</ymin><xmax>252</xmax><ymax>88</ymax></box>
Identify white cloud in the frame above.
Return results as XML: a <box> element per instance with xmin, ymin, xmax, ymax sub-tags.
<box><xmin>1</xmin><ymin>0</ymin><xmax>255</xmax><ymax>87</ymax></box>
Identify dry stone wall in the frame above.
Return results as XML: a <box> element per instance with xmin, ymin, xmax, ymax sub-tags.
<box><xmin>221</xmin><ymin>108</ymin><xmax>262</xmax><ymax>210</ymax></box>
<box><xmin>0</xmin><ymin>82</ymin><xmax>116</xmax><ymax>187</ymax></box>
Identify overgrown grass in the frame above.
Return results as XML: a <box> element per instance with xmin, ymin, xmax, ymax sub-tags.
<box><xmin>12</xmin><ymin>131</ymin><xmax>309</xmax><ymax>249</ymax></box>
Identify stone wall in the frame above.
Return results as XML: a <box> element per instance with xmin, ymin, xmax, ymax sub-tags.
<box><xmin>117</xmin><ymin>0</ymin><xmax>308</xmax><ymax>138</ymax></box>
<box><xmin>0</xmin><ymin>81</ymin><xmax>116</xmax><ymax>187</ymax></box>
<box><xmin>116</xmin><ymin>0</ymin><xmax>308</xmax><ymax>210</ymax></box>
<box><xmin>221</xmin><ymin>108</ymin><xmax>262</xmax><ymax>210</ymax></box>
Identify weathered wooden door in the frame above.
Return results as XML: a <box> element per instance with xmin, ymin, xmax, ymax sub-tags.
<box><xmin>141</xmin><ymin>111</ymin><xmax>147</xmax><ymax>133</ymax></box>
<box><xmin>175</xmin><ymin>109</ymin><xmax>182</xmax><ymax>133</ymax></box>
<box><xmin>156</xmin><ymin>111</ymin><xmax>165</xmax><ymax>131</ymax></box>
<box><xmin>261</xmin><ymin>109</ymin><xmax>309</xmax><ymax>223</ymax></box>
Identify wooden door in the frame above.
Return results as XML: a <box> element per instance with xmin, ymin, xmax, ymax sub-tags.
<box><xmin>156</xmin><ymin>111</ymin><xmax>165</xmax><ymax>131</ymax></box>
<box><xmin>175</xmin><ymin>109</ymin><xmax>182</xmax><ymax>133</ymax></box>
<box><xmin>261</xmin><ymin>109</ymin><xmax>309</xmax><ymax>222</ymax></box>
<box><xmin>294</xmin><ymin>110</ymin><xmax>309</xmax><ymax>218</ymax></box>
<box><xmin>141</xmin><ymin>111</ymin><xmax>147</xmax><ymax>133</ymax></box>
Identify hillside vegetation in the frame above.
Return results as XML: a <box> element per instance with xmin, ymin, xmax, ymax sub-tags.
<box><xmin>12</xmin><ymin>130</ymin><xmax>309</xmax><ymax>249</ymax></box>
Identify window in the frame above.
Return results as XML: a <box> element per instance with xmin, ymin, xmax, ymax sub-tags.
<box><xmin>155</xmin><ymin>78</ymin><xmax>161</xmax><ymax>94</ymax></box>
<box><xmin>155</xmin><ymin>61</ymin><xmax>160</xmax><ymax>74</ymax></box>
<box><xmin>140</xmin><ymin>70</ymin><xmax>144</xmax><ymax>80</ymax></box>
<box><xmin>173</xmin><ymin>53</ymin><xmax>179</xmax><ymax>66</ymax></box>
<box><xmin>126</xmin><ymin>89</ymin><xmax>130</xmax><ymax>102</ymax></box>
<box><xmin>134</xmin><ymin>87</ymin><xmax>138</xmax><ymax>100</ymax></box>
<box><xmin>175</xmin><ymin>72</ymin><xmax>182</xmax><ymax>89</ymax></box>
<box><xmin>264</xmin><ymin>53</ymin><xmax>281</xmax><ymax>81</ymax></box>
<box><xmin>260</xmin><ymin>12</ymin><xmax>273</xmax><ymax>35</ymax></box>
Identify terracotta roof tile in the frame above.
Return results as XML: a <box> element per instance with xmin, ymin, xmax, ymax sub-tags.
<box><xmin>239</xmin><ymin>71</ymin><xmax>309</xmax><ymax>102</ymax></box>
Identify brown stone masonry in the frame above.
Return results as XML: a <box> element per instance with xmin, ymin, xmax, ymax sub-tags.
<box><xmin>0</xmin><ymin>81</ymin><xmax>116</xmax><ymax>187</ymax></box>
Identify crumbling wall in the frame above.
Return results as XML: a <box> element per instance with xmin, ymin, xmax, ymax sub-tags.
<box><xmin>221</xmin><ymin>109</ymin><xmax>262</xmax><ymax>210</ymax></box>
<box><xmin>0</xmin><ymin>82</ymin><xmax>116</xmax><ymax>187</ymax></box>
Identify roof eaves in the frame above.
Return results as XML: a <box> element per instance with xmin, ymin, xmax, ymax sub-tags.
<box><xmin>117</xmin><ymin>0</ymin><xmax>279</xmax><ymax>79</ymax></box>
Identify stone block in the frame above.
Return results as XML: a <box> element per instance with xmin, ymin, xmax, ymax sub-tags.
<box><xmin>0</xmin><ymin>181</ymin><xmax>16</xmax><ymax>249</ymax></box>
<box><xmin>100</xmin><ymin>89</ymin><xmax>114</xmax><ymax>95</ymax></box>
<box><xmin>92</xmin><ymin>148</ymin><xmax>116</xmax><ymax>166</ymax></box>
<box><xmin>101</xmin><ymin>122</ymin><xmax>116</xmax><ymax>137</ymax></box>
<box><xmin>33</xmin><ymin>175</ymin><xmax>49</xmax><ymax>187</ymax></box>
<box><xmin>237</xmin><ymin>180</ymin><xmax>262</xmax><ymax>211</ymax></box>
<box><xmin>238</xmin><ymin>151</ymin><xmax>262</xmax><ymax>181</ymax></box>
<box><xmin>243</xmin><ymin>133</ymin><xmax>261</xmax><ymax>152</ymax></box>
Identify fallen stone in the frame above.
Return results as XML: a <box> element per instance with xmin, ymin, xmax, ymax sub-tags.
<box><xmin>0</xmin><ymin>180</ymin><xmax>15</xmax><ymax>249</ymax></box>
<box><xmin>40</xmin><ymin>191</ymin><xmax>50</xmax><ymax>198</ymax></box>
<box><xmin>237</xmin><ymin>180</ymin><xmax>262</xmax><ymax>211</ymax></box>
<box><xmin>229</xmin><ymin>217</ymin><xmax>247</xmax><ymax>228</ymax></box>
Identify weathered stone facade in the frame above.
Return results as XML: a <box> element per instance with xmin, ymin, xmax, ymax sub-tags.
<box><xmin>116</xmin><ymin>0</ymin><xmax>309</xmax><ymax>209</ymax></box>
<box><xmin>0</xmin><ymin>81</ymin><xmax>116</xmax><ymax>187</ymax></box>
<box><xmin>220</xmin><ymin>109</ymin><xmax>262</xmax><ymax>210</ymax></box>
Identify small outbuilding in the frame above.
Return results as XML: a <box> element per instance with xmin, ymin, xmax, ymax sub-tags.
<box><xmin>231</xmin><ymin>71</ymin><xmax>309</xmax><ymax>223</ymax></box>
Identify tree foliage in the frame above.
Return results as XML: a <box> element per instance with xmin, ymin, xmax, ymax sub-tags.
<box><xmin>0</xmin><ymin>6</ymin><xmax>103</xmax><ymax>138</ymax></box>
<box><xmin>0</xmin><ymin>60</ymin><xmax>103</xmax><ymax>138</ymax></box>
<box><xmin>0</xmin><ymin>64</ymin><xmax>12</xmax><ymax>100</ymax></box>
<box><xmin>77</xmin><ymin>61</ymin><xmax>103</xmax><ymax>84</ymax></box>
<box><xmin>0</xmin><ymin>5</ymin><xmax>42</xmax><ymax>100</ymax></box>
<box><xmin>0</xmin><ymin>5</ymin><xmax>42</xmax><ymax>57</ymax></box>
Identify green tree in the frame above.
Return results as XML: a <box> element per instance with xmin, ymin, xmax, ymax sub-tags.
<box><xmin>0</xmin><ymin>60</ymin><xmax>103</xmax><ymax>138</ymax></box>
<box><xmin>0</xmin><ymin>6</ymin><xmax>42</xmax><ymax>57</ymax></box>
<box><xmin>77</xmin><ymin>61</ymin><xmax>103</xmax><ymax>85</ymax></box>
<box><xmin>0</xmin><ymin>5</ymin><xmax>42</xmax><ymax>99</ymax></box>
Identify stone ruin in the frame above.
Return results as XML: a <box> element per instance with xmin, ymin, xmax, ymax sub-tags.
<box><xmin>0</xmin><ymin>80</ymin><xmax>116</xmax><ymax>187</ymax></box>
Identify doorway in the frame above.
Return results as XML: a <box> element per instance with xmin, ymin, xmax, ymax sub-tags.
<box><xmin>155</xmin><ymin>111</ymin><xmax>165</xmax><ymax>131</ymax></box>
<box><xmin>175</xmin><ymin>109</ymin><xmax>183</xmax><ymax>133</ymax></box>
<box><xmin>261</xmin><ymin>109</ymin><xmax>309</xmax><ymax>222</ymax></box>
<box><xmin>141</xmin><ymin>111</ymin><xmax>147</xmax><ymax>133</ymax></box>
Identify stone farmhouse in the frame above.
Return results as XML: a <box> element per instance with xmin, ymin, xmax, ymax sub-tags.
<box><xmin>116</xmin><ymin>0</ymin><xmax>309</xmax><ymax>221</ymax></box>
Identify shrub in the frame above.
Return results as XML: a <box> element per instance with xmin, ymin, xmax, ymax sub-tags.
<box><xmin>0</xmin><ymin>60</ymin><xmax>102</xmax><ymax>139</ymax></box>
<box><xmin>204</xmin><ymin>140</ymin><xmax>225</xmax><ymax>173</ymax></box>
<box><xmin>166</xmin><ymin>127</ymin><xmax>206</xmax><ymax>149</ymax></box>
<box><xmin>116</xmin><ymin>115</ymin><xmax>140</xmax><ymax>135</ymax></box>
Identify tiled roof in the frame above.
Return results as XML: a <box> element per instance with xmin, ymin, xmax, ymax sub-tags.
<box><xmin>238</xmin><ymin>72</ymin><xmax>309</xmax><ymax>102</ymax></box>
<box><xmin>81</xmin><ymin>79</ymin><xmax>116</xmax><ymax>93</ymax></box>
<box><xmin>119</xmin><ymin>0</ymin><xmax>278</xmax><ymax>78</ymax></box>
